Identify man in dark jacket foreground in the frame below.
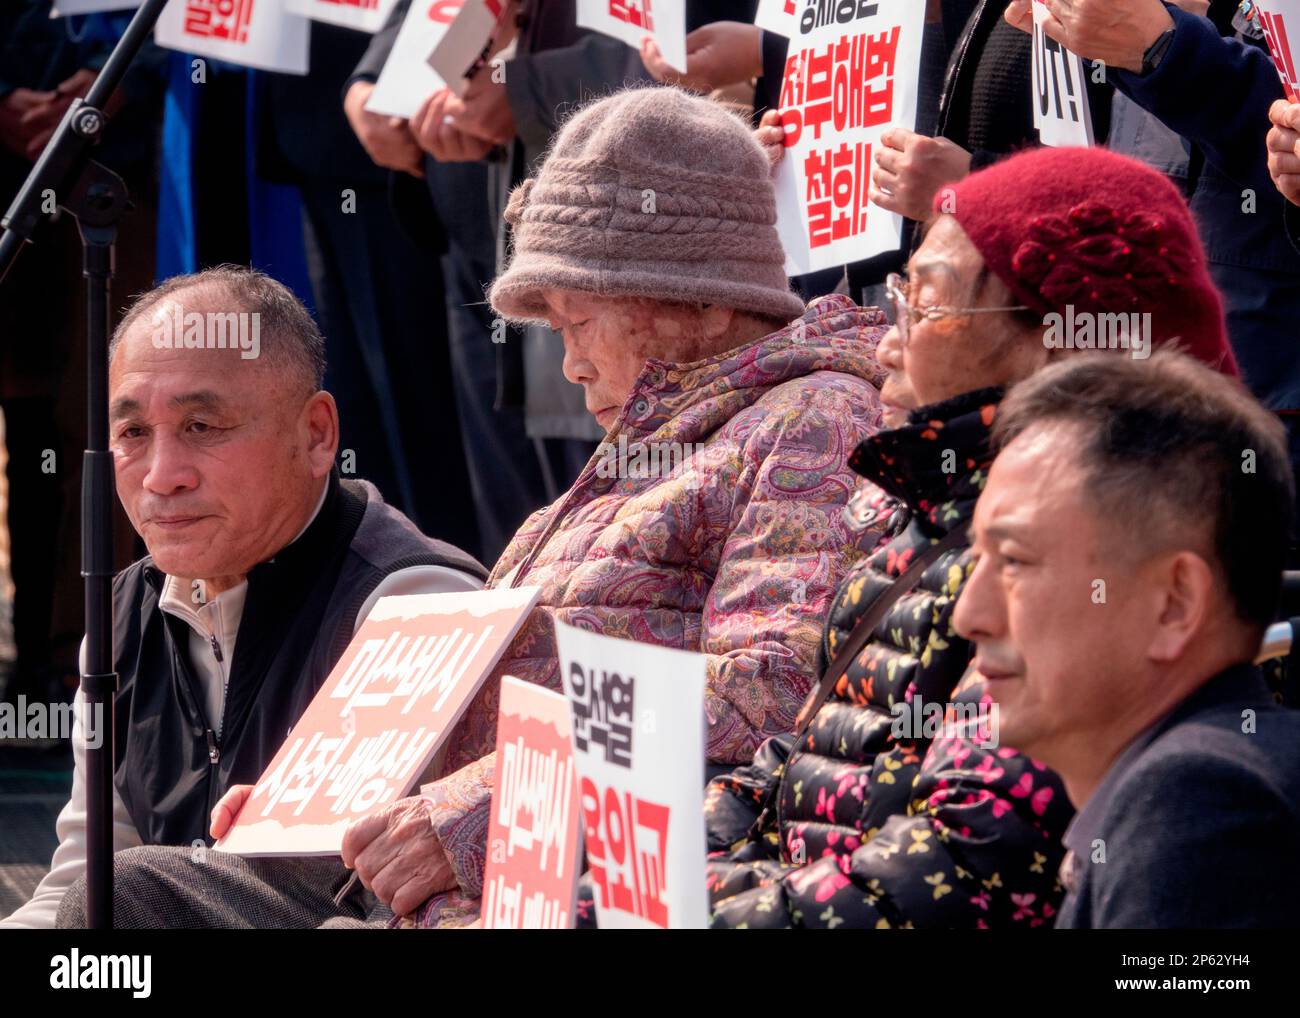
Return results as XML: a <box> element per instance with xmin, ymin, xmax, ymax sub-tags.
<box><xmin>956</xmin><ymin>351</ymin><xmax>1300</xmax><ymax>928</ymax></box>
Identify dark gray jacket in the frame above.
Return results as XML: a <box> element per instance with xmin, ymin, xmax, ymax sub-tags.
<box><xmin>1057</xmin><ymin>662</ymin><xmax>1300</xmax><ymax>929</ymax></box>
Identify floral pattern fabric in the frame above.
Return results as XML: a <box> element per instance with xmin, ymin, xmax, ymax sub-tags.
<box><xmin>703</xmin><ymin>388</ymin><xmax>1076</xmax><ymax>929</ymax></box>
<box><xmin>410</xmin><ymin>296</ymin><xmax>892</xmax><ymax>923</ymax></box>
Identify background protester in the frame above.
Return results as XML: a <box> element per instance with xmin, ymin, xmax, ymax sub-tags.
<box><xmin>957</xmin><ymin>351</ymin><xmax>1300</xmax><ymax>928</ymax></box>
<box><xmin>702</xmin><ymin>146</ymin><xmax>1238</xmax><ymax>930</ymax></box>
<box><xmin>0</xmin><ymin>4</ymin><xmax>163</xmax><ymax>709</ymax></box>
<box><xmin>260</xmin><ymin>22</ymin><xmax>479</xmax><ymax>557</ymax></box>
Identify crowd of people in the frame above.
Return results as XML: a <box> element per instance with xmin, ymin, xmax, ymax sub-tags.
<box><xmin>2</xmin><ymin>0</ymin><xmax>1300</xmax><ymax>930</ymax></box>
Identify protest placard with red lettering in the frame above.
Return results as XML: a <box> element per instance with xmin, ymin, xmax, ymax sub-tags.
<box><xmin>576</xmin><ymin>0</ymin><xmax>687</xmax><ymax>72</ymax></box>
<box><xmin>481</xmin><ymin>676</ymin><xmax>583</xmax><ymax>929</ymax></box>
<box><xmin>426</xmin><ymin>0</ymin><xmax>510</xmax><ymax>97</ymax></box>
<box><xmin>554</xmin><ymin>619</ymin><xmax>707</xmax><ymax>929</ymax></box>
<box><xmin>366</xmin><ymin>0</ymin><xmax>461</xmax><ymax>117</ymax></box>
<box><xmin>216</xmin><ymin>586</ymin><xmax>541</xmax><ymax>856</ymax></box>
<box><xmin>155</xmin><ymin>0</ymin><xmax>310</xmax><ymax>75</ymax></box>
<box><xmin>773</xmin><ymin>0</ymin><xmax>925</xmax><ymax>274</ymax></box>
<box><xmin>1031</xmin><ymin>0</ymin><xmax>1094</xmax><ymax>147</ymax></box>
<box><xmin>52</xmin><ymin>0</ymin><xmax>140</xmax><ymax>16</ymax></box>
<box><xmin>1257</xmin><ymin>1</ymin><xmax>1300</xmax><ymax>101</ymax></box>
<box><xmin>287</xmin><ymin>0</ymin><xmax>400</xmax><ymax>34</ymax></box>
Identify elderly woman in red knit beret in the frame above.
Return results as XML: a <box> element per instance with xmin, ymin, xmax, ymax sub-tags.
<box><xmin>703</xmin><ymin>144</ymin><xmax>1239</xmax><ymax>930</ymax></box>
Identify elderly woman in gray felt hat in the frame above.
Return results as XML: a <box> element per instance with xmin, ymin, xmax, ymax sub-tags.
<box><xmin>199</xmin><ymin>85</ymin><xmax>895</xmax><ymax>929</ymax></box>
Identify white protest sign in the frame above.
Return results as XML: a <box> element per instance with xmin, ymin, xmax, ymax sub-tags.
<box><xmin>1256</xmin><ymin>1</ymin><xmax>1300</xmax><ymax>101</ymax></box>
<box><xmin>426</xmin><ymin>0</ymin><xmax>509</xmax><ymax>97</ymax></box>
<box><xmin>51</xmin><ymin>0</ymin><xmax>140</xmax><ymax>15</ymax></box>
<box><xmin>216</xmin><ymin>587</ymin><xmax>542</xmax><ymax>856</ymax></box>
<box><xmin>554</xmin><ymin>620</ymin><xmax>708</xmax><ymax>930</ymax></box>
<box><xmin>1031</xmin><ymin>0</ymin><xmax>1094</xmax><ymax>147</ymax></box>
<box><xmin>154</xmin><ymin>0</ymin><xmax>311</xmax><ymax>75</ymax></box>
<box><xmin>286</xmin><ymin>0</ymin><xmax>400</xmax><ymax>34</ymax></box>
<box><xmin>773</xmin><ymin>0</ymin><xmax>925</xmax><ymax>275</ymax></box>
<box><xmin>366</xmin><ymin>0</ymin><xmax>459</xmax><ymax>118</ymax></box>
<box><xmin>576</xmin><ymin>0</ymin><xmax>687</xmax><ymax>73</ymax></box>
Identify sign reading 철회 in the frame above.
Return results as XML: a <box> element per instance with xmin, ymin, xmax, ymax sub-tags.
<box><xmin>771</xmin><ymin>0</ymin><xmax>925</xmax><ymax>275</ymax></box>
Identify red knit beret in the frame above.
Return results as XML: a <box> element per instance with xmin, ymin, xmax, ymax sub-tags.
<box><xmin>935</xmin><ymin>146</ymin><xmax>1238</xmax><ymax>376</ymax></box>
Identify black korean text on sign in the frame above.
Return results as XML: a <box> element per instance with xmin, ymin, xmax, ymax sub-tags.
<box><xmin>1034</xmin><ymin>26</ymin><xmax>1082</xmax><ymax>124</ymax></box>
<box><xmin>792</xmin><ymin>0</ymin><xmax>880</xmax><ymax>36</ymax></box>
<box><xmin>566</xmin><ymin>662</ymin><xmax>635</xmax><ymax>767</ymax></box>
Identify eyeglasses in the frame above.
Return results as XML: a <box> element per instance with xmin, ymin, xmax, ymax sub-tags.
<box><xmin>885</xmin><ymin>272</ymin><xmax>1031</xmax><ymax>347</ymax></box>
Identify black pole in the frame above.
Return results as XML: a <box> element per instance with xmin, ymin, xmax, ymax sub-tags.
<box><xmin>0</xmin><ymin>0</ymin><xmax>173</xmax><ymax>929</ymax></box>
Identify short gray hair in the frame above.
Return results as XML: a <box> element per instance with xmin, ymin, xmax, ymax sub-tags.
<box><xmin>110</xmin><ymin>265</ymin><xmax>326</xmax><ymax>393</ymax></box>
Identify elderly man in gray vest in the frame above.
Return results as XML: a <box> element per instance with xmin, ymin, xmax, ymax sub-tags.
<box><xmin>1</xmin><ymin>266</ymin><xmax>486</xmax><ymax>928</ymax></box>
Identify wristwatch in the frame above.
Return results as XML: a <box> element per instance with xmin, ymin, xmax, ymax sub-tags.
<box><xmin>1141</xmin><ymin>27</ymin><xmax>1177</xmax><ymax>76</ymax></box>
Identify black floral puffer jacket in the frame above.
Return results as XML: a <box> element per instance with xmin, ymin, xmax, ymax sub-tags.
<box><xmin>704</xmin><ymin>387</ymin><xmax>1075</xmax><ymax>928</ymax></box>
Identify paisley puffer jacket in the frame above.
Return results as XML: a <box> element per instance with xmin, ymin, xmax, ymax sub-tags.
<box><xmin>410</xmin><ymin>296</ymin><xmax>892</xmax><ymax>921</ymax></box>
<box><xmin>704</xmin><ymin>387</ymin><xmax>1075</xmax><ymax>929</ymax></box>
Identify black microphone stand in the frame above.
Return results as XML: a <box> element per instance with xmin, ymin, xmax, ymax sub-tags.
<box><xmin>0</xmin><ymin>0</ymin><xmax>172</xmax><ymax>930</ymax></box>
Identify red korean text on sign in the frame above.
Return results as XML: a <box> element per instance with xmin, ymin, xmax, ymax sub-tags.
<box><xmin>780</xmin><ymin>25</ymin><xmax>900</xmax><ymax>249</ymax></box>
<box><xmin>780</xmin><ymin>26</ymin><xmax>901</xmax><ymax>147</ymax></box>
<box><xmin>428</xmin><ymin>0</ymin><xmax>463</xmax><ymax>23</ymax></box>
<box><xmin>184</xmin><ymin>0</ymin><xmax>255</xmax><ymax>44</ymax></box>
<box><xmin>580</xmin><ymin>776</ymin><xmax>671</xmax><ymax>927</ymax></box>
<box><xmin>321</xmin><ymin>0</ymin><xmax>380</xmax><ymax>9</ymax></box>
<box><xmin>609</xmin><ymin>0</ymin><xmax>654</xmax><ymax>31</ymax></box>
<box><xmin>804</xmin><ymin>140</ymin><xmax>872</xmax><ymax>249</ymax></box>
<box><xmin>1260</xmin><ymin>9</ymin><xmax>1300</xmax><ymax>101</ymax></box>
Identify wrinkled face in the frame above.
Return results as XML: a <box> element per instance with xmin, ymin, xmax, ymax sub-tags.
<box><xmin>952</xmin><ymin>424</ymin><xmax>1163</xmax><ymax>761</ymax></box>
<box><xmin>541</xmin><ymin>289</ymin><xmax>722</xmax><ymax>431</ymax></box>
<box><xmin>875</xmin><ymin>215</ymin><xmax>1048</xmax><ymax>428</ymax></box>
<box><xmin>109</xmin><ymin>291</ymin><xmax>337</xmax><ymax>589</ymax></box>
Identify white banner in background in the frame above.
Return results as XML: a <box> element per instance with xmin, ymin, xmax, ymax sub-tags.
<box><xmin>576</xmin><ymin>0</ymin><xmax>687</xmax><ymax>73</ymax></box>
<box><xmin>286</xmin><ymin>0</ymin><xmax>400</xmax><ymax>35</ymax></box>
<box><xmin>366</xmin><ymin>0</ymin><xmax>460</xmax><ymax>118</ymax></box>
<box><xmin>155</xmin><ymin>0</ymin><xmax>311</xmax><ymax>75</ymax></box>
<box><xmin>554</xmin><ymin>621</ymin><xmax>708</xmax><ymax>930</ymax></box>
<box><xmin>1031</xmin><ymin>0</ymin><xmax>1094</xmax><ymax>147</ymax></box>
<box><xmin>772</xmin><ymin>0</ymin><xmax>924</xmax><ymax>275</ymax></box>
